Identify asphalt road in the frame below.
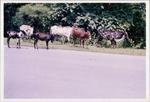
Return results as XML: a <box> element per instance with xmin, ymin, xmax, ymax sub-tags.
<box><xmin>4</xmin><ymin>46</ymin><xmax>146</xmax><ymax>98</ymax></box>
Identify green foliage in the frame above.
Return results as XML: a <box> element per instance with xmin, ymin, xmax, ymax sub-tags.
<box><xmin>4</xmin><ymin>3</ymin><xmax>25</xmax><ymax>36</ymax></box>
<box><xmin>13</xmin><ymin>4</ymin><xmax>53</xmax><ymax>32</ymax></box>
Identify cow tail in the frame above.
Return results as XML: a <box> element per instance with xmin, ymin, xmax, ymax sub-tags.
<box><xmin>125</xmin><ymin>32</ymin><xmax>132</xmax><ymax>44</ymax></box>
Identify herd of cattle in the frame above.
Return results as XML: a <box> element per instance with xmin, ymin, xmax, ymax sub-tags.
<box><xmin>6</xmin><ymin>25</ymin><xmax>132</xmax><ymax>49</ymax></box>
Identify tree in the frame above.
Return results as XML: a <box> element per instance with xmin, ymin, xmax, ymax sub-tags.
<box><xmin>13</xmin><ymin>4</ymin><xmax>54</xmax><ymax>32</ymax></box>
<box><xmin>4</xmin><ymin>3</ymin><xmax>25</xmax><ymax>37</ymax></box>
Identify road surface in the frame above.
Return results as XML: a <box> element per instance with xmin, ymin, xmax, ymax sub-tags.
<box><xmin>4</xmin><ymin>46</ymin><xmax>146</xmax><ymax>98</ymax></box>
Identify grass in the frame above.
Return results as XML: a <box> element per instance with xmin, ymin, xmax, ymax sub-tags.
<box><xmin>4</xmin><ymin>38</ymin><xmax>145</xmax><ymax>56</ymax></box>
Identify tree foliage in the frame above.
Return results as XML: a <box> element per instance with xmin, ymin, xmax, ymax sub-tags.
<box><xmin>4</xmin><ymin>3</ymin><xmax>146</xmax><ymax>48</ymax></box>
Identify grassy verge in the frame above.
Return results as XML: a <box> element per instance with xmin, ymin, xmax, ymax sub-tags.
<box><xmin>4</xmin><ymin>38</ymin><xmax>145</xmax><ymax>56</ymax></box>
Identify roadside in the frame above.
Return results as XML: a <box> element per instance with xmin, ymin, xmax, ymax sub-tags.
<box><xmin>4</xmin><ymin>38</ymin><xmax>145</xmax><ymax>56</ymax></box>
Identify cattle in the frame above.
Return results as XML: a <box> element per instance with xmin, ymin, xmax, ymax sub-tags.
<box><xmin>19</xmin><ymin>25</ymin><xmax>34</xmax><ymax>38</ymax></box>
<box><xmin>7</xmin><ymin>30</ymin><xmax>27</xmax><ymax>48</ymax></box>
<box><xmin>96</xmin><ymin>29</ymin><xmax>132</xmax><ymax>48</ymax></box>
<box><xmin>72</xmin><ymin>27</ymin><xmax>91</xmax><ymax>48</ymax></box>
<box><xmin>50</xmin><ymin>25</ymin><xmax>72</xmax><ymax>42</ymax></box>
<box><xmin>31</xmin><ymin>32</ymin><xmax>54</xmax><ymax>49</ymax></box>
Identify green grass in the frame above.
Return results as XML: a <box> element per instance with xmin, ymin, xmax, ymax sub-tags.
<box><xmin>4</xmin><ymin>38</ymin><xmax>145</xmax><ymax>56</ymax></box>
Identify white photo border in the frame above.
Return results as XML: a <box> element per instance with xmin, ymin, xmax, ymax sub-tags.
<box><xmin>0</xmin><ymin>0</ymin><xmax>149</xmax><ymax>102</ymax></box>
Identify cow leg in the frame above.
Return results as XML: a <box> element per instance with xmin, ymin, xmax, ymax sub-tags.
<box><xmin>80</xmin><ymin>39</ymin><xmax>83</xmax><ymax>48</ymax></box>
<box><xmin>34</xmin><ymin>39</ymin><xmax>38</xmax><ymax>49</ymax></box>
<box><xmin>34</xmin><ymin>40</ymin><xmax>36</xmax><ymax>49</ymax></box>
<box><xmin>7</xmin><ymin>37</ymin><xmax>11</xmax><ymax>48</ymax></box>
<box><xmin>19</xmin><ymin>38</ymin><xmax>21</xmax><ymax>48</ymax></box>
<box><xmin>16</xmin><ymin>38</ymin><xmax>19</xmax><ymax>48</ymax></box>
<box><xmin>81</xmin><ymin>39</ymin><xmax>85</xmax><ymax>48</ymax></box>
<box><xmin>73</xmin><ymin>37</ymin><xmax>76</xmax><ymax>47</ymax></box>
<box><xmin>46</xmin><ymin>40</ymin><xmax>49</xmax><ymax>49</ymax></box>
<box><xmin>61</xmin><ymin>36</ymin><xmax>65</xmax><ymax>44</ymax></box>
<box><xmin>36</xmin><ymin>40</ymin><xmax>39</xmax><ymax>49</ymax></box>
<box><xmin>111</xmin><ymin>39</ymin><xmax>116</xmax><ymax>48</ymax></box>
<box><xmin>67</xmin><ymin>37</ymin><xmax>70</xmax><ymax>44</ymax></box>
<box><xmin>80</xmin><ymin>39</ymin><xmax>82</xmax><ymax>47</ymax></box>
<box><xmin>16</xmin><ymin>38</ymin><xmax>21</xmax><ymax>48</ymax></box>
<box><xmin>82</xmin><ymin>40</ymin><xmax>85</xmax><ymax>48</ymax></box>
<box><xmin>110</xmin><ymin>40</ymin><xmax>114</xmax><ymax>48</ymax></box>
<box><xmin>79</xmin><ymin>39</ymin><xmax>84</xmax><ymax>48</ymax></box>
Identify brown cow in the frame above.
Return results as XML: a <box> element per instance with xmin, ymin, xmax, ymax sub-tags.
<box><xmin>72</xmin><ymin>27</ymin><xmax>91</xmax><ymax>48</ymax></box>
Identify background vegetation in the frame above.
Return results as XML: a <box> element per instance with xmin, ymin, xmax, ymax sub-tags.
<box><xmin>4</xmin><ymin>3</ymin><xmax>146</xmax><ymax>49</ymax></box>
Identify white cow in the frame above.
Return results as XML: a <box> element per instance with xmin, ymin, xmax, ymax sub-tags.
<box><xmin>50</xmin><ymin>25</ymin><xmax>73</xmax><ymax>41</ymax></box>
<box><xmin>19</xmin><ymin>25</ymin><xmax>34</xmax><ymax>37</ymax></box>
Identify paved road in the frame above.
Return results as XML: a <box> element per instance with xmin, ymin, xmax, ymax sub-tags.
<box><xmin>4</xmin><ymin>46</ymin><xmax>146</xmax><ymax>98</ymax></box>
